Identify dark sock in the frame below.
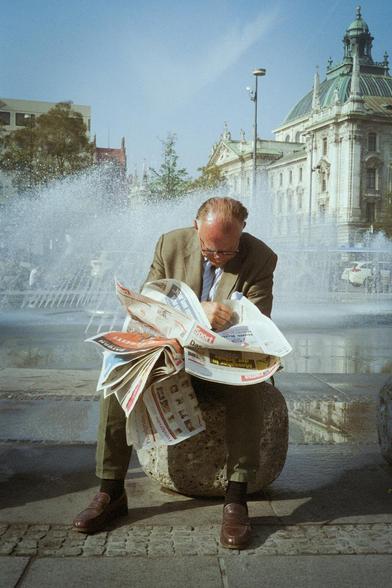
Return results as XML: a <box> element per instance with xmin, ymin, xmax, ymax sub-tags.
<box><xmin>99</xmin><ymin>479</ymin><xmax>124</xmax><ymax>501</ymax></box>
<box><xmin>224</xmin><ymin>481</ymin><xmax>248</xmax><ymax>506</ymax></box>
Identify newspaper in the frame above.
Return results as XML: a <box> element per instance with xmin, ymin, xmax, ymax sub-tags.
<box><xmin>87</xmin><ymin>278</ymin><xmax>292</xmax><ymax>449</ymax></box>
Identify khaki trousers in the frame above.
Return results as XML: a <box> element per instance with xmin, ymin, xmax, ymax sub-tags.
<box><xmin>96</xmin><ymin>377</ymin><xmax>266</xmax><ymax>484</ymax></box>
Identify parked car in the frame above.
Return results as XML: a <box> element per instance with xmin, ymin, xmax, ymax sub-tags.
<box><xmin>341</xmin><ymin>260</ymin><xmax>362</xmax><ymax>282</ymax></box>
<box><xmin>348</xmin><ymin>261</ymin><xmax>392</xmax><ymax>291</ymax></box>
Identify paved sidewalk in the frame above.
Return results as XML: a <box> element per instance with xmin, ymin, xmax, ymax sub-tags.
<box><xmin>0</xmin><ymin>370</ymin><xmax>391</xmax><ymax>587</ymax></box>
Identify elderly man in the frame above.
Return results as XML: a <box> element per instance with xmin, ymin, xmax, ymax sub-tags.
<box><xmin>74</xmin><ymin>196</ymin><xmax>277</xmax><ymax>549</ymax></box>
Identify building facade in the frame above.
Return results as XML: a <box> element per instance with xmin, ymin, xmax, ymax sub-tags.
<box><xmin>0</xmin><ymin>98</ymin><xmax>91</xmax><ymax>134</ymax></box>
<box><xmin>210</xmin><ymin>9</ymin><xmax>392</xmax><ymax>246</ymax></box>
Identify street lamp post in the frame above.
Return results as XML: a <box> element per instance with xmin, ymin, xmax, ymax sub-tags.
<box><xmin>24</xmin><ymin>114</ymin><xmax>35</xmax><ymax>192</ymax></box>
<box><xmin>247</xmin><ymin>68</ymin><xmax>266</xmax><ymax>204</ymax></box>
<box><xmin>308</xmin><ymin>132</ymin><xmax>314</xmax><ymax>244</ymax></box>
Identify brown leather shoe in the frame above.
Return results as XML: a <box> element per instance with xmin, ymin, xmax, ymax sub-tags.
<box><xmin>220</xmin><ymin>503</ymin><xmax>252</xmax><ymax>549</ymax></box>
<box><xmin>73</xmin><ymin>492</ymin><xmax>128</xmax><ymax>534</ymax></box>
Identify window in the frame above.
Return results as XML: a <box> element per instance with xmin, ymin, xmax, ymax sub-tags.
<box><xmin>366</xmin><ymin>168</ymin><xmax>376</xmax><ymax>190</ymax></box>
<box><xmin>279</xmin><ymin>173</ymin><xmax>283</xmax><ymax>187</ymax></box>
<box><xmin>321</xmin><ymin>172</ymin><xmax>327</xmax><ymax>192</ymax></box>
<box><xmin>0</xmin><ymin>111</ymin><xmax>11</xmax><ymax>125</ymax></box>
<box><xmin>285</xmin><ymin>134</ymin><xmax>290</xmax><ymax>142</ymax></box>
<box><xmin>366</xmin><ymin>201</ymin><xmax>375</xmax><ymax>223</ymax></box>
<box><xmin>368</xmin><ymin>132</ymin><xmax>377</xmax><ymax>152</ymax></box>
<box><xmin>289</xmin><ymin>170</ymin><xmax>293</xmax><ymax>184</ymax></box>
<box><xmin>299</xmin><ymin>167</ymin><xmax>303</xmax><ymax>182</ymax></box>
<box><xmin>295</xmin><ymin>131</ymin><xmax>301</xmax><ymax>142</ymax></box>
<box><xmin>15</xmin><ymin>113</ymin><xmax>35</xmax><ymax>126</ymax></box>
<box><xmin>298</xmin><ymin>194</ymin><xmax>303</xmax><ymax>210</ymax></box>
<box><xmin>322</xmin><ymin>137</ymin><xmax>328</xmax><ymax>156</ymax></box>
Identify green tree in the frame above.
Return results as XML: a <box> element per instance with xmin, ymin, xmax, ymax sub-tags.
<box><xmin>148</xmin><ymin>133</ymin><xmax>189</xmax><ymax>199</ymax></box>
<box><xmin>0</xmin><ymin>102</ymin><xmax>94</xmax><ymax>192</ymax></box>
<box><xmin>189</xmin><ymin>163</ymin><xmax>226</xmax><ymax>191</ymax></box>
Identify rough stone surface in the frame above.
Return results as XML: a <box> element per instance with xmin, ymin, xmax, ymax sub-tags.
<box><xmin>1</xmin><ymin>523</ymin><xmax>392</xmax><ymax>557</ymax></box>
<box><xmin>378</xmin><ymin>376</ymin><xmax>392</xmax><ymax>464</ymax></box>
<box><xmin>137</xmin><ymin>384</ymin><xmax>288</xmax><ymax>496</ymax></box>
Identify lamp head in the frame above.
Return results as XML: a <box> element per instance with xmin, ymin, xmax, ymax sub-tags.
<box><xmin>253</xmin><ymin>68</ymin><xmax>266</xmax><ymax>77</ymax></box>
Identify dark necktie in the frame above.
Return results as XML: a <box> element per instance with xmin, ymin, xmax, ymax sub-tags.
<box><xmin>201</xmin><ymin>261</ymin><xmax>216</xmax><ymax>302</ymax></box>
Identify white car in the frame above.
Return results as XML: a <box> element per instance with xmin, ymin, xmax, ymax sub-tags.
<box><xmin>341</xmin><ymin>260</ymin><xmax>362</xmax><ymax>282</ymax></box>
<box><xmin>348</xmin><ymin>261</ymin><xmax>392</xmax><ymax>290</ymax></box>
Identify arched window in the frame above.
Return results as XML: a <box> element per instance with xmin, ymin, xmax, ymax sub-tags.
<box><xmin>299</xmin><ymin>167</ymin><xmax>303</xmax><ymax>182</ymax></box>
<box><xmin>368</xmin><ymin>132</ymin><xmax>377</xmax><ymax>152</ymax></box>
<box><xmin>285</xmin><ymin>134</ymin><xmax>290</xmax><ymax>142</ymax></box>
<box><xmin>289</xmin><ymin>170</ymin><xmax>293</xmax><ymax>184</ymax></box>
<box><xmin>279</xmin><ymin>173</ymin><xmax>283</xmax><ymax>187</ymax></box>
<box><xmin>295</xmin><ymin>131</ymin><xmax>301</xmax><ymax>142</ymax></box>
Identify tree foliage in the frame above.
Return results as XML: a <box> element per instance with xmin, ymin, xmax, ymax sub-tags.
<box><xmin>0</xmin><ymin>102</ymin><xmax>94</xmax><ymax>192</ymax></box>
<box><xmin>188</xmin><ymin>164</ymin><xmax>226</xmax><ymax>191</ymax></box>
<box><xmin>148</xmin><ymin>133</ymin><xmax>189</xmax><ymax>199</ymax></box>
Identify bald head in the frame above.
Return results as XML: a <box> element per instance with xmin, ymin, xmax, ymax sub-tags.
<box><xmin>194</xmin><ymin>198</ymin><xmax>246</xmax><ymax>267</ymax></box>
<box><xmin>196</xmin><ymin>197</ymin><xmax>248</xmax><ymax>225</ymax></box>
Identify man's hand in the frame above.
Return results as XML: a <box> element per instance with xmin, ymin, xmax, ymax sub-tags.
<box><xmin>201</xmin><ymin>302</ymin><xmax>233</xmax><ymax>332</ymax></box>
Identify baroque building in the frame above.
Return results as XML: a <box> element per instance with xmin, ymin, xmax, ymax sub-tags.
<box><xmin>209</xmin><ymin>8</ymin><xmax>392</xmax><ymax>246</ymax></box>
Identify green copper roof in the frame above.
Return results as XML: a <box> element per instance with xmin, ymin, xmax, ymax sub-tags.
<box><xmin>284</xmin><ymin>73</ymin><xmax>392</xmax><ymax>123</ymax></box>
<box><xmin>346</xmin><ymin>15</ymin><xmax>369</xmax><ymax>34</ymax></box>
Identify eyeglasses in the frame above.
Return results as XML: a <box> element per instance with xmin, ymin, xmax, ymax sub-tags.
<box><xmin>199</xmin><ymin>238</ymin><xmax>239</xmax><ymax>257</ymax></box>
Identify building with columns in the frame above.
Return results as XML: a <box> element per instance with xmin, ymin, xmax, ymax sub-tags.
<box><xmin>209</xmin><ymin>8</ymin><xmax>392</xmax><ymax>246</ymax></box>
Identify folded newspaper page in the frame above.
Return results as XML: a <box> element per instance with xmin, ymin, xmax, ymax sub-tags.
<box><xmin>127</xmin><ymin>372</ymin><xmax>205</xmax><ymax>449</ymax></box>
<box><xmin>87</xmin><ymin>278</ymin><xmax>292</xmax><ymax>448</ymax></box>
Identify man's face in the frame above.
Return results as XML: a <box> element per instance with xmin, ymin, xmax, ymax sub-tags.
<box><xmin>194</xmin><ymin>216</ymin><xmax>244</xmax><ymax>268</ymax></box>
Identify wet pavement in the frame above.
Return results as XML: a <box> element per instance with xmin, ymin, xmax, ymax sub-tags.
<box><xmin>1</xmin><ymin>300</ymin><xmax>392</xmax><ymax>373</ymax></box>
<box><xmin>0</xmin><ymin>305</ymin><xmax>391</xmax><ymax>586</ymax></box>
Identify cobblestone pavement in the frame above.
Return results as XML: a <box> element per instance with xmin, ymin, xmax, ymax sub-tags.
<box><xmin>1</xmin><ymin>523</ymin><xmax>391</xmax><ymax>558</ymax></box>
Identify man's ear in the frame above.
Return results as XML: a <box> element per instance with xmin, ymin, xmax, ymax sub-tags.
<box><xmin>193</xmin><ymin>219</ymin><xmax>198</xmax><ymax>230</ymax></box>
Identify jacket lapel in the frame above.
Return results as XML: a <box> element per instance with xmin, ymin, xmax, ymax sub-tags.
<box><xmin>215</xmin><ymin>256</ymin><xmax>241</xmax><ymax>301</ymax></box>
<box><xmin>214</xmin><ymin>236</ymin><xmax>247</xmax><ymax>302</ymax></box>
<box><xmin>183</xmin><ymin>230</ymin><xmax>203</xmax><ymax>298</ymax></box>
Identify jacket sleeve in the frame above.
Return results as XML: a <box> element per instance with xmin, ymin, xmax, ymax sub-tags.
<box><xmin>245</xmin><ymin>252</ymin><xmax>278</xmax><ymax>318</ymax></box>
<box><xmin>143</xmin><ymin>234</ymin><xmax>166</xmax><ymax>286</ymax></box>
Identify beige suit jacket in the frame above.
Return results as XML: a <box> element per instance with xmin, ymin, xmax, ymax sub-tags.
<box><xmin>145</xmin><ymin>227</ymin><xmax>277</xmax><ymax>317</ymax></box>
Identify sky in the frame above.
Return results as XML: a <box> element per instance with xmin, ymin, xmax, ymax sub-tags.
<box><xmin>1</xmin><ymin>0</ymin><xmax>392</xmax><ymax>176</ymax></box>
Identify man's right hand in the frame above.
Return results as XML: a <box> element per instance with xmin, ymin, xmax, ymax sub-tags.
<box><xmin>201</xmin><ymin>302</ymin><xmax>233</xmax><ymax>332</ymax></box>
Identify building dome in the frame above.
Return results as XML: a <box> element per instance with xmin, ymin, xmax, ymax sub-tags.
<box><xmin>346</xmin><ymin>6</ymin><xmax>369</xmax><ymax>36</ymax></box>
<box><xmin>284</xmin><ymin>73</ymin><xmax>392</xmax><ymax>123</ymax></box>
<box><xmin>283</xmin><ymin>8</ymin><xmax>391</xmax><ymax>124</ymax></box>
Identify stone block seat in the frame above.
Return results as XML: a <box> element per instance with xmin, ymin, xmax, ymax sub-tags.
<box><xmin>378</xmin><ymin>376</ymin><xmax>392</xmax><ymax>465</ymax></box>
<box><xmin>137</xmin><ymin>382</ymin><xmax>288</xmax><ymax>497</ymax></box>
